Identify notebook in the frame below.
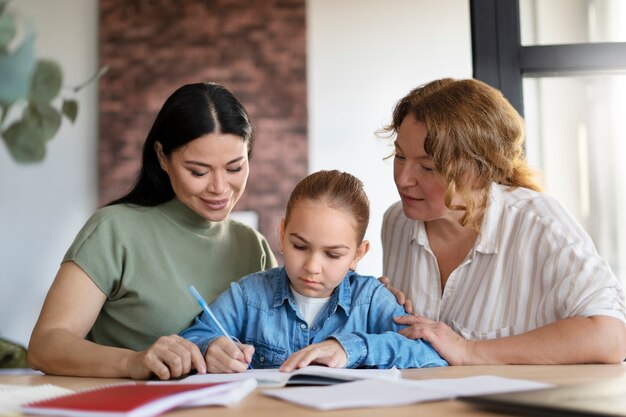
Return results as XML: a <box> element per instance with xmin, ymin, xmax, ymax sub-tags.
<box><xmin>459</xmin><ymin>378</ymin><xmax>626</xmax><ymax>417</ymax></box>
<box><xmin>20</xmin><ymin>379</ymin><xmax>256</xmax><ymax>417</ymax></box>
<box><xmin>182</xmin><ymin>365</ymin><xmax>401</xmax><ymax>387</ymax></box>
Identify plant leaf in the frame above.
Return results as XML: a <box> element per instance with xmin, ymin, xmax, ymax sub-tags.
<box><xmin>0</xmin><ymin>32</ymin><xmax>36</xmax><ymax>106</ymax></box>
<box><xmin>29</xmin><ymin>59</ymin><xmax>63</xmax><ymax>103</ymax></box>
<box><xmin>26</xmin><ymin>102</ymin><xmax>61</xmax><ymax>141</ymax></box>
<box><xmin>2</xmin><ymin>117</ymin><xmax>46</xmax><ymax>162</ymax></box>
<box><xmin>0</xmin><ymin>14</ymin><xmax>16</xmax><ymax>52</ymax></box>
<box><xmin>62</xmin><ymin>99</ymin><xmax>78</xmax><ymax>123</ymax></box>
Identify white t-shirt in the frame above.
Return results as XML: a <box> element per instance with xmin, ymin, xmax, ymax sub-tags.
<box><xmin>382</xmin><ymin>183</ymin><xmax>626</xmax><ymax>340</ymax></box>
<box><xmin>291</xmin><ymin>287</ymin><xmax>331</xmax><ymax>328</ymax></box>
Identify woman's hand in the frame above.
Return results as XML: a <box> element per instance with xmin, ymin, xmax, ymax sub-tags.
<box><xmin>204</xmin><ymin>336</ymin><xmax>254</xmax><ymax>373</ymax></box>
<box><xmin>394</xmin><ymin>315</ymin><xmax>471</xmax><ymax>365</ymax></box>
<box><xmin>378</xmin><ymin>276</ymin><xmax>414</xmax><ymax>314</ymax></box>
<box><xmin>280</xmin><ymin>340</ymin><xmax>347</xmax><ymax>372</ymax></box>
<box><xmin>126</xmin><ymin>335</ymin><xmax>206</xmax><ymax>380</ymax></box>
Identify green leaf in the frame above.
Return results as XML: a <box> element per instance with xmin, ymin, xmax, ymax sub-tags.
<box><xmin>62</xmin><ymin>99</ymin><xmax>78</xmax><ymax>123</ymax></box>
<box><xmin>2</xmin><ymin>117</ymin><xmax>46</xmax><ymax>162</ymax></box>
<box><xmin>26</xmin><ymin>102</ymin><xmax>61</xmax><ymax>141</ymax></box>
<box><xmin>0</xmin><ymin>14</ymin><xmax>16</xmax><ymax>52</ymax></box>
<box><xmin>0</xmin><ymin>32</ymin><xmax>35</xmax><ymax>106</ymax></box>
<box><xmin>29</xmin><ymin>59</ymin><xmax>62</xmax><ymax>103</ymax></box>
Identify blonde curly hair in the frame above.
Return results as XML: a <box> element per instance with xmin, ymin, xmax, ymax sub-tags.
<box><xmin>384</xmin><ymin>78</ymin><xmax>542</xmax><ymax>232</ymax></box>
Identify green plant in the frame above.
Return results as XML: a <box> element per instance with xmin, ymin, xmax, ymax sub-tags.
<box><xmin>0</xmin><ymin>0</ymin><xmax>106</xmax><ymax>163</ymax></box>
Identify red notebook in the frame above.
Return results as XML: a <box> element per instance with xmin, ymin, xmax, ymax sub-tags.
<box><xmin>20</xmin><ymin>380</ymin><xmax>255</xmax><ymax>417</ymax></box>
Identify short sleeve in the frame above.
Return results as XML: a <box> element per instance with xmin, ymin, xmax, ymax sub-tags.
<box><xmin>547</xmin><ymin>242</ymin><xmax>626</xmax><ymax>323</ymax></box>
<box><xmin>63</xmin><ymin>208</ymin><xmax>125</xmax><ymax>298</ymax></box>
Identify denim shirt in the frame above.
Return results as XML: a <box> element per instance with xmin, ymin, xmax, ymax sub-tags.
<box><xmin>180</xmin><ymin>267</ymin><xmax>447</xmax><ymax>369</ymax></box>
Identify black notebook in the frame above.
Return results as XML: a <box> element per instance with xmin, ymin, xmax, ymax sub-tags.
<box><xmin>459</xmin><ymin>378</ymin><xmax>626</xmax><ymax>417</ymax></box>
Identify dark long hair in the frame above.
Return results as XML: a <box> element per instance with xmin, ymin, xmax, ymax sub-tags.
<box><xmin>108</xmin><ymin>83</ymin><xmax>253</xmax><ymax>206</ymax></box>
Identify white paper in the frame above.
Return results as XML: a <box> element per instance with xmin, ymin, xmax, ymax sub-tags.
<box><xmin>0</xmin><ymin>384</ymin><xmax>73</xmax><ymax>415</ymax></box>
<box><xmin>262</xmin><ymin>375</ymin><xmax>553</xmax><ymax>410</ymax></box>
<box><xmin>181</xmin><ymin>378</ymin><xmax>257</xmax><ymax>407</ymax></box>
<box><xmin>264</xmin><ymin>379</ymin><xmax>450</xmax><ymax>410</ymax></box>
<box><xmin>181</xmin><ymin>366</ymin><xmax>401</xmax><ymax>387</ymax></box>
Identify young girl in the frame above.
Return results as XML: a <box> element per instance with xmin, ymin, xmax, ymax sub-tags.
<box><xmin>180</xmin><ymin>170</ymin><xmax>447</xmax><ymax>372</ymax></box>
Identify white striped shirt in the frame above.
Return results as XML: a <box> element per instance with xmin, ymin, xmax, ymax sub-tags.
<box><xmin>382</xmin><ymin>183</ymin><xmax>626</xmax><ymax>340</ymax></box>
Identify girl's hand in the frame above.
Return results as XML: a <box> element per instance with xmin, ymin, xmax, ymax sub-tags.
<box><xmin>394</xmin><ymin>315</ymin><xmax>471</xmax><ymax>365</ymax></box>
<box><xmin>126</xmin><ymin>335</ymin><xmax>206</xmax><ymax>380</ymax></box>
<box><xmin>280</xmin><ymin>340</ymin><xmax>347</xmax><ymax>372</ymax></box>
<box><xmin>205</xmin><ymin>336</ymin><xmax>254</xmax><ymax>373</ymax></box>
<box><xmin>378</xmin><ymin>276</ymin><xmax>414</xmax><ymax>314</ymax></box>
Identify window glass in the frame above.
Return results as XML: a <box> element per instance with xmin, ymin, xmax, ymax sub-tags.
<box><xmin>520</xmin><ymin>0</ymin><xmax>626</xmax><ymax>45</ymax></box>
<box><xmin>523</xmin><ymin>75</ymin><xmax>626</xmax><ymax>282</ymax></box>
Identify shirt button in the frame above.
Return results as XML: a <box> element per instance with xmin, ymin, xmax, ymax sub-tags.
<box><xmin>259</xmin><ymin>356</ymin><xmax>265</xmax><ymax>363</ymax></box>
<box><xmin>300</xmin><ymin>323</ymin><xmax>307</xmax><ymax>329</ymax></box>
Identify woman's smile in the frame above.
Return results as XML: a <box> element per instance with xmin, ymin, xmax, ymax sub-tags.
<box><xmin>200</xmin><ymin>197</ymin><xmax>229</xmax><ymax>211</ymax></box>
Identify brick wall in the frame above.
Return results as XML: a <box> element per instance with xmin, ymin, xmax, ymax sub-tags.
<box><xmin>99</xmin><ymin>0</ymin><xmax>307</xmax><ymax>255</ymax></box>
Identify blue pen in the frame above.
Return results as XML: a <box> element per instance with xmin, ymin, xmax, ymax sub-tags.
<box><xmin>188</xmin><ymin>286</ymin><xmax>252</xmax><ymax>369</ymax></box>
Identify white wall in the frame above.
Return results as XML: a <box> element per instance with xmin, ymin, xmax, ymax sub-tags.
<box><xmin>307</xmin><ymin>0</ymin><xmax>472</xmax><ymax>276</ymax></box>
<box><xmin>0</xmin><ymin>0</ymin><xmax>99</xmax><ymax>347</ymax></box>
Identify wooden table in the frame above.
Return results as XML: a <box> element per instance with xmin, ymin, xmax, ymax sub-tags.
<box><xmin>3</xmin><ymin>364</ymin><xmax>626</xmax><ymax>416</ymax></box>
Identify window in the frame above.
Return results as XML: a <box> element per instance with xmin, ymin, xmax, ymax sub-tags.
<box><xmin>520</xmin><ymin>0</ymin><xmax>626</xmax><ymax>45</ymax></box>
<box><xmin>471</xmin><ymin>0</ymin><xmax>626</xmax><ymax>282</ymax></box>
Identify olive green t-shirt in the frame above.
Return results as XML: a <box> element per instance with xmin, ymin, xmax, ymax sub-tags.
<box><xmin>63</xmin><ymin>198</ymin><xmax>277</xmax><ymax>351</ymax></box>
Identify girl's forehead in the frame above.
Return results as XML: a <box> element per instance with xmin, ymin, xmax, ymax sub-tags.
<box><xmin>290</xmin><ymin>199</ymin><xmax>358</xmax><ymax>226</ymax></box>
<box><xmin>287</xmin><ymin>199</ymin><xmax>350</xmax><ymax>222</ymax></box>
<box><xmin>286</xmin><ymin>201</ymin><xmax>359</xmax><ymax>243</ymax></box>
<box><xmin>291</xmin><ymin>198</ymin><xmax>327</xmax><ymax>214</ymax></box>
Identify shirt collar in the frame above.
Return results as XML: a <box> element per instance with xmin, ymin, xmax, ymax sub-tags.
<box><xmin>273</xmin><ymin>268</ymin><xmax>293</xmax><ymax>307</ymax></box>
<box><xmin>412</xmin><ymin>220</ymin><xmax>427</xmax><ymax>246</ymax></box>
<box><xmin>474</xmin><ymin>182</ymin><xmax>500</xmax><ymax>254</ymax></box>
<box><xmin>409</xmin><ymin>183</ymin><xmax>500</xmax><ymax>254</ymax></box>
<box><xmin>272</xmin><ymin>267</ymin><xmax>353</xmax><ymax>316</ymax></box>
<box><xmin>335</xmin><ymin>272</ymin><xmax>353</xmax><ymax>315</ymax></box>
<box><xmin>159</xmin><ymin>198</ymin><xmax>218</xmax><ymax>235</ymax></box>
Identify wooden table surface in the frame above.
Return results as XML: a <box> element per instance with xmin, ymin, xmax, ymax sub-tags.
<box><xmin>3</xmin><ymin>364</ymin><xmax>626</xmax><ymax>416</ymax></box>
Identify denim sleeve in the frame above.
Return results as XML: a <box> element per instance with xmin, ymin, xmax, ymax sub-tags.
<box><xmin>330</xmin><ymin>282</ymin><xmax>448</xmax><ymax>368</ymax></box>
<box><xmin>179</xmin><ymin>282</ymin><xmax>246</xmax><ymax>355</ymax></box>
<box><xmin>332</xmin><ymin>331</ymin><xmax>447</xmax><ymax>368</ymax></box>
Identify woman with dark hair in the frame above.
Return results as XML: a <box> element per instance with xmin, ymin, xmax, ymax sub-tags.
<box><xmin>28</xmin><ymin>83</ymin><xmax>277</xmax><ymax>380</ymax></box>
<box><xmin>380</xmin><ymin>78</ymin><xmax>626</xmax><ymax>365</ymax></box>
